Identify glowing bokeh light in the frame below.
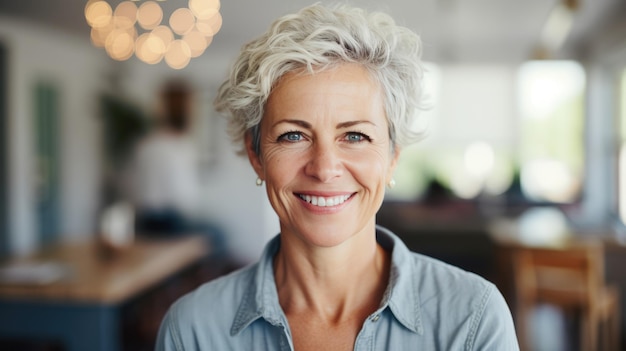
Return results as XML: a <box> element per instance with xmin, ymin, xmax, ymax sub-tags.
<box><xmin>169</xmin><ymin>8</ymin><xmax>196</xmax><ymax>35</ymax></box>
<box><xmin>105</xmin><ymin>28</ymin><xmax>136</xmax><ymax>61</ymax></box>
<box><xmin>521</xmin><ymin>159</ymin><xmax>578</xmax><ymax>202</ymax></box>
<box><xmin>113</xmin><ymin>1</ymin><xmax>138</xmax><ymax>30</ymax></box>
<box><xmin>196</xmin><ymin>12</ymin><xmax>222</xmax><ymax>36</ymax></box>
<box><xmin>464</xmin><ymin>141</ymin><xmax>495</xmax><ymax>179</ymax></box>
<box><xmin>183</xmin><ymin>30</ymin><xmax>208</xmax><ymax>57</ymax></box>
<box><xmin>146</xmin><ymin>34</ymin><xmax>167</xmax><ymax>55</ymax></box>
<box><xmin>189</xmin><ymin>0</ymin><xmax>220</xmax><ymax>20</ymax></box>
<box><xmin>165</xmin><ymin>40</ymin><xmax>192</xmax><ymax>69</ymax></box>
<box><xmin>135</xmin><ymin>33</ymin><xmax>164</xmax><ymax>64</ymax></box>
<box><xmin>449</xmin><ymin>169</ymin><xmax>482</xmax><ymax>199</ymax></box>
<box><xmin>90</xmin><ymin>22</ymin><xmax>115</xmax><ymax>47</ymax></box>
<box><xmin>137</xmin><ymin>1</ymin><xmax>163</xmax><ymax>30</ymax></box>
<box><xmin>86</xmin><ymin>0</ymin><xmax>221</xmax><ymax>69</ymax></box>
<box><xmin>85</xmin><ymin>0</ymin><xmax>113</xmax><ymax>28</ymax></box>
<box><xmin>151</xmin><ymin>25</ymin><xmax>174</xmax><ymax>50</ymax></box>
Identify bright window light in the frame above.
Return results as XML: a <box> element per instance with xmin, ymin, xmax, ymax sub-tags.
<box><xmin>517</xmin><ymin>60</ymin><xmax>585</xmax><ymax>203</ymax></box>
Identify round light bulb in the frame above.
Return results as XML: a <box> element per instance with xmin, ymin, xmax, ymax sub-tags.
<box><xmin>189</xmin><ymin>0</ymin><xmax>220</xmax><ymax>20</ymax></box>
<box><xmin>137</xmin><ymin>1</ymin><xmax>163</xmax><ymax>30</ymax></box>
<box><xmin>113</xmin><ymin>1</ymin><xmax>138</xmax><ymax>30</ymax></box>
<box><xmin>151</xmin><ymin>25</ymin><xmax>174</xmax><ymax>50</ymax></box>
<box><xmin>165</xmin><ymin>39</ymin><xmax>191</xmax><ymax>69</ymax></box>
<box><xmin>183</xmin><ymin>30</ymin><xmax>207</xmax><ymax>57</ymax></box>
<box><xmin>90</xmin><ymin>22</ymin><xmax>114</xmax><ymax>47</ymax></box>
<box><xmin>105</xmin><ymin>28</ymin><xmax>135</xmax><ymax>61</ymax></box>
<box><xmin>196</xmin><ymin>12</ymin><xmax>222</xmax><ymax>37</ymax></box>
<box><xmin>85</xmin><ymin>0</ymin><xmax>112</xmax><ymax>28</ymax></box>
<box><xmin>169</xmin><ymin>8</ymin><xmax>195</xmax><ymax>35</ymax></box>
<box><xmin>135</xmin><ymin>33</ymin><xmax>164</xmax><ymax>64</ymax></box>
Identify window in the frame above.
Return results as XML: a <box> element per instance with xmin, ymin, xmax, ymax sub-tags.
<box><xmin>517</xmin><ymin>61</ymin><xmax>585</xmax><ymax>203</ymax></box>
<box><xmin>386</xmin><ymin>61</ymin><xmax>586</xmax><ymax>207</ymax></box>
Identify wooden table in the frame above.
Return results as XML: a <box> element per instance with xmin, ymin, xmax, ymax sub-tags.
<box><xmin>0</xmin><ymin>235</ymin><xmax>210</xmax><ymax>351</ymax></box>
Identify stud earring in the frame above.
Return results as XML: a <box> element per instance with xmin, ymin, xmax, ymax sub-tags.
<box><xmin>388</xmin><ymin>179</ymin><xmax>396</xmax><ymax>189</ymax></box>
<box><xmin>256</xmin><ymin>177</ymin><xmax>264</xmax><ymax>186</ymax></box>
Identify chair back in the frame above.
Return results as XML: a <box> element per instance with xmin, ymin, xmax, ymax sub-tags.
<box><xmin>513</xmin><ymin>243</ymin><xmax>605</xmax><ymax>308</ymax></box>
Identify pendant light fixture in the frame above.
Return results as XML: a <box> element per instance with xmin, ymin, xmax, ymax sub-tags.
<box><xmin>85</xmin><ymin>0</ymin><xmax>222</xmax><ymax>69</ymax></box>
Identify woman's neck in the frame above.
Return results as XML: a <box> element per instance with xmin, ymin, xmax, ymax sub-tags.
<box><xmin>273</xmin><ymin>230</ymin><xmax>390</xmax><ymax>324</ymax></box>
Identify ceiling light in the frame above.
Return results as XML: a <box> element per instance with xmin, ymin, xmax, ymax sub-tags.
<box><xmin>534</xmin><ymin>0</ymin><xmax>577</xmax><ymax>59</ymax></box>
<box><xmin>85</xmin><ymin>0</ymin><xmax>222</xmax><ymax>69</ymax></box>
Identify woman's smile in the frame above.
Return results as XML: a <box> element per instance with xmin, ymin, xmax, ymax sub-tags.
<box><xmin>295</xmin><ymin>191</ymin><xmax>356</xmax><ymax>213</ymax></box>
<box><xmin>296</xmin><ymin>193</ymin><xmax>353</xmax><ymax>208</ymax></box>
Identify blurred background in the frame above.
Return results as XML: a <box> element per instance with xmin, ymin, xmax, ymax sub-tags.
<box><xmin>0</xmin><ymin>0</ymin><xmax>625</xmax><ymax>350</ymax></box>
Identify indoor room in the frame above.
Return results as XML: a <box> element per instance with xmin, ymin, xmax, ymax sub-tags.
<box><xmin>0</xmin><ymin>0</ymin><xmax>625</xmax><ymax>350</ymax></box>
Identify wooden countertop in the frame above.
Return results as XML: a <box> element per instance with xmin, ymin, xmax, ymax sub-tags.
<box><xmin>0</xmin><ymin>235</ymin><xmax>210</xmax><ymax>304</ymax></box>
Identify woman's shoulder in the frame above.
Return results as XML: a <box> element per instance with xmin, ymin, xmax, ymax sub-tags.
<box><xmin>411</xmin><ymin>252</ymin><xmax>488</xmax><ymax>283</ymax></box>
<box><xmin>408</xmin><ymin>253</ymin><xmax>518</xmax><ymax>349</ymax></box>
<box><xmin>407</xmin><ymin>251</ymin><xmax>497</xmax><ymax>305</ymax></box>
<box><xmin>164</xmin><ymin>263</ymin><xmax>257</xmax><ymax>329</ymax></box>
<box><xmin>380</xmin><ymin>227</ymin><xmax>496</xmax><ymax>302</ymax></box>
<box><xmin>178</xmin><ymin>263</ymin><xmax>256</xmax><ymax>309</ymax></box>
<box><xmin>156</xmin><ymin>264</ymin><xmax>260</xmax><ymax>350</ymax></box>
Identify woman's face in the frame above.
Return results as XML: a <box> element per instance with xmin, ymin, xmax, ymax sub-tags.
<box><xmin>246</xmin><ymin>63</ymin><xmax>399</xmax><ymax>248</ymax></box>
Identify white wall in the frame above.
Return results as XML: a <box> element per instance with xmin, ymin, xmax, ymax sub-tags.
<box><xmin>197</xmin><ymin>115</ymin><xmax>279</xmax><ymax>263</ymax></box>
<box><xmin>429</xmin><ymin>64</ymin><xmax>518</xmax><ymax>149</ymax></box>
<box><xmin>0</xmin><ymin>16</ymin><xmax>106</xmax><ymax>255</ymax></box>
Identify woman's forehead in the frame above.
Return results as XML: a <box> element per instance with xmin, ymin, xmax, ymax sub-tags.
<box><xmin>264</xmin><ymin>65</ymin><xmax>385</xmax><ymax>125</ymax></box>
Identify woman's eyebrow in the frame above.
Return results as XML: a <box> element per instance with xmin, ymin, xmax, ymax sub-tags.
<box><xmin>271</xmin><ymin>119</ymin><xmax>376</xmax><ymax>129</ymax></box>
<box><xmin>336</xmin><ymin>120</ymin><xmax>377</xmax><ymax>128</ymax></box>
<box><xmin>271</xmin><ymin>119</ymin><xmax>312</xmax><ymax>129</ymax></box>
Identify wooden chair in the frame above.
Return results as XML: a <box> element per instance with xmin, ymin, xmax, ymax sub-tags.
<box><xmin>513</xmin><ymin>243</ymin><xmax>620</xmax><ymax>351</ymax></box>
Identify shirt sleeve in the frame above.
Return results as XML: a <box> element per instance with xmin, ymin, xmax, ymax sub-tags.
<box><xmin>467</xmin><ymin>284</ymin><xmax>520</xmax><ymax>351</ymax></box>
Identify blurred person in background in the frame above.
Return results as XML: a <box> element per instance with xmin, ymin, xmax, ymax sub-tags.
<box><xmin>119</xmin><ymin>80</ymin><xmax>232</xmax><ymax>348</ymax></box>
<box><xmin>156</xmin><ymin>3</ymin><xmax>518</xmax><ymax>350</ymax></box>
<box><xmin>127</xmin><ymin>79</ymin><xmax>225</xmax><ymax>254</ymax></box>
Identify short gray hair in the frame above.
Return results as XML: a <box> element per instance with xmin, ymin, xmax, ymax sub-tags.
<box><xmin>214</xmin><ymin>3</ymin><xmax>426</xmax><ymax>155</ymax></box>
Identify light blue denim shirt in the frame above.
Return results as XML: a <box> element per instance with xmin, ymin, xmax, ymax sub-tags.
<box><xmin>156</xmin><ymin>226</ymin><xmax>519</xmax><ymax>350</ymax></box>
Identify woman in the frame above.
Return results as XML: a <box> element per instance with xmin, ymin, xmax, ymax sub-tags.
<box><xmin>156</xmin><ymin>3</ymin><xmax>519</xmax><ymax>350</ymax></box>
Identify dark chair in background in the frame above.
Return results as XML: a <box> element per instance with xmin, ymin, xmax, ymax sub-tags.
<box><xmin>513</xmin><ymin>243</ymin><xmax>620</xmax><ymax>351</ymax></box>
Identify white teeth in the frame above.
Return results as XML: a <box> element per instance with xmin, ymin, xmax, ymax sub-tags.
<box><xmin>299</xmin><ymin>194</ymin><xmax>351</xmax><ymax>207</ymax></box>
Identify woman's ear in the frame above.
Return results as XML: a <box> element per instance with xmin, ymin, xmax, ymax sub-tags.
<box><xmin>387</xmin><ymin>146</ymin><xmax>401</xmax><ymax>182</ymax></box>
<box><xmin>245</xmin><ymin>131</ymin><xmax>264</xmax><ymax>181</ymax></box>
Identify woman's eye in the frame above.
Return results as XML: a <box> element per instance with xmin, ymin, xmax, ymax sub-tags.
<box><xmin>278</xmin><ymin>131</ymin><xmax>303</xmax><ymax>142</ymax></box>
<box><xmin>344</xmin><ymin>132</ymin><xmax>370</xmax><ymax>143</ymax></box>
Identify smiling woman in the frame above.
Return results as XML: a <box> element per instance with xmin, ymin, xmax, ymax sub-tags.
<box><xmin>250</xmin><ymin>64</ymin><xmax>395</xmax><ymax>250</ymax></box>
<box><xmin>156</xmin><ymin>3</ymin><xmax>519</xmax><ymax>351</ymax></box>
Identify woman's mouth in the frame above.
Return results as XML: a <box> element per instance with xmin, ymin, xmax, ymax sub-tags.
<box><xmin>297</xmin><ymin>194</ymin><xmax>353</xmax><ymax>207</ymax></box>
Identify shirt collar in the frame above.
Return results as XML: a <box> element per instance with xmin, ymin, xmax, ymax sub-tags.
<box><xmin>376</xmin><ymin>226</ymin><xmax>424</xmax><ymax>335</ymax></box>
<box><xmin>230</xmin><ymin>236</ymin><xmax>285</xmax><ymax>335</ymax></box>
<box><xmin>230</xmin><ymin>226</ymin><xmax>423</xmax><ymax>336</ymax></box>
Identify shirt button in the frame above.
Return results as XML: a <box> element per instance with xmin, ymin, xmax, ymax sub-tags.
<box><xmin>371</xmin><ymin>314</ymin><xmax>380</xmax><ymax>322</ymax></box>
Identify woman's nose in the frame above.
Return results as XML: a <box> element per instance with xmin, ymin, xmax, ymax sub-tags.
<box><xmin>304</xmin><ymin>142</ymin><xmax>343</xmax><ymax>183</ymax></box>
